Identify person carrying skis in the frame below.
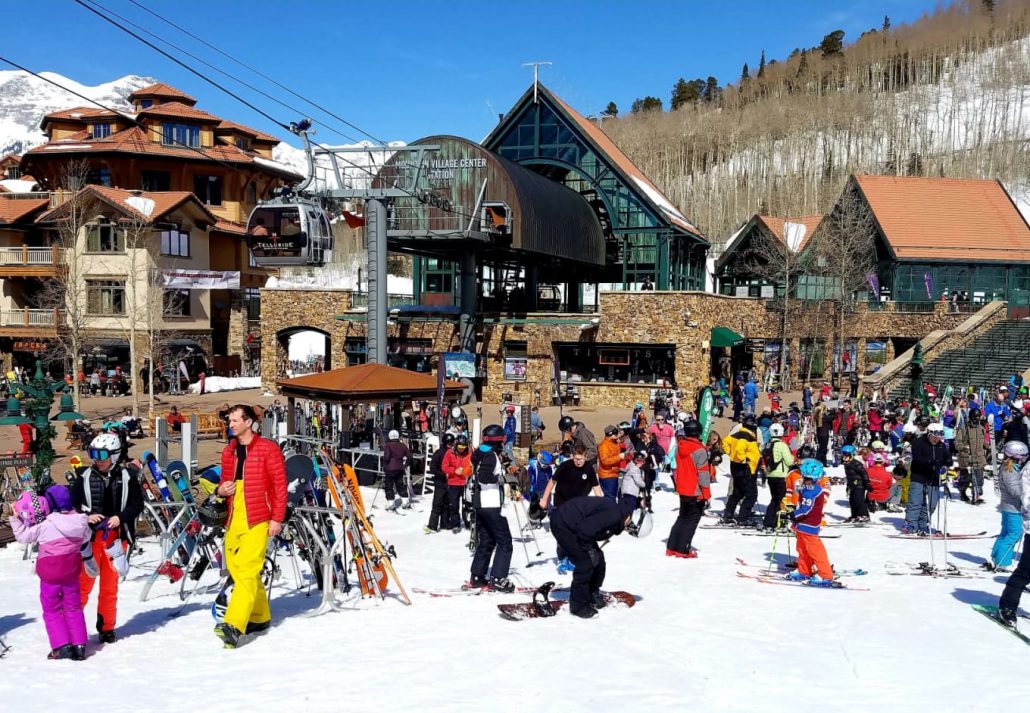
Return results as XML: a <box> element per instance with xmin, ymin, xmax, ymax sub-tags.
<box><xmin>382</xmin><ymin>429</ymin><xmax>410</xmax><ymax>510</ymax></box>
<box><xmin>424</xmin><ymin>433</ymin><xmax>455</xmax><ymax>533</ymax></box>
<box><xmin>549</xmin><ymin>495</ymin><xmax>645</xmax><ymax>618</ymax></box>
<box><xmin>903</xmin><ymin>422</ymin><xmax>950</xmax><ymax>535</ymax></box>
<box><xmin>597</xmin><ymin>425</ymin><xmax>623</xmax><ymax>500</ymax></box>
<box><xmin>987</xmin><ymin>441</ymin><xmax>1029</xmax><ymax>572</ymax></box>
<box><xmin>842</xmin><ymin>444</ymin><xmax>872</xmax><ymax>522</ymax></box>
<box><xmin>995</xmin><ymin>448</ymin><xmax>1030</xmax><ymax>627</ymax></box>
<box><xmin>442</xmin><ymin>435</ymin><xmax>472</xmax><ymax>533</ymax></box>
<box><xmin>955</xmin><ymin>407</ymin><xmax>987</xmax><ymax>504</ymax></box>
<box><xmin>786</xmin><ymin>459</ymin><xmax>835</xmax><ymax>584</ymax></box>
<box><xmin>9</xmin><ymin>486</ymin><xmax>91</xmax><ymax>660</ymax></box>
<box><xmin>468</xmin><ymin>424</ymin><xmax>515</xmax><ymax>592</ymax></box>
<box><xmin>761</xmin><ymin>423</ymin><xmax>794</xmax><ymax>531</ymax></box>
<box><xmin>71</xmin><ymin>432</ymin><xmax>143</xmax><ymax>644</ymax></box>
<box><xmin>214</xmin><ymin>405</ymin><xmax>287</xmax><ymax>648</ymax></box>
<box><xmin>721</xmin><ymin>416</ymin><xmax>761</xmax><ymax>525</ymax></box>
<box><xmin>667</xmin><ymin>419</ymin><xmax>710</xmax><ymax>558</ymax></box>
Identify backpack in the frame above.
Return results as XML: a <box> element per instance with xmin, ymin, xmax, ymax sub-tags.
<box><xmin>761</xmin><ymin>441</ymin><xmax>781</xmax><ymax>473</ymax></box>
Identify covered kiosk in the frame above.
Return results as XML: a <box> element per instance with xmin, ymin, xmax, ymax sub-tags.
<box><xmin>710</xmin><ymin>326</ymin><xmax>747</xmax><ymax>381</ymax></box>
<box><xmin>277</xmin><ymin>363</ymin><xmax>466</xmax><ymax>484</ymax></box>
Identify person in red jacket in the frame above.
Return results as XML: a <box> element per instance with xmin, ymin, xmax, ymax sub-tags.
<box><xmin>215</xmin><ymin>404</ymin><xmax>287</xmax><ymax>648</ymax></box>
<box><xmin>441</xmin><ymin>435</ymin><xmax>472</xmax><ymax>533</ymax></box>
<box><xmin>865</xmin><ymin>453</ymin><xmax>894</xmax><ymax>512</ymax></box>
<box><xmin>666</xmin><ymin>420</ymin><xmax>711</xmax><ymax>558</ymax></box>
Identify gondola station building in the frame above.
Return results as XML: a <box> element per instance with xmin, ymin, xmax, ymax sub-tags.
<box><xmin>256</xmin><ymin>84</ymin><xmax>1030</xmax><ymax>405</ymax></box>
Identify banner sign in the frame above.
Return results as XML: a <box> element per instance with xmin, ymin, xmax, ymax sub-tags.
<box><xmin>441</xmin><ymin>352</ymin><xmax>475</xmax><ymax>380</ymax></box>
<box><xmin>504</xmin><ymin>357</ymin><xmax>528</xmax><ymax>382</ymax></box>
<box><xmin>699</xmin><ymin>386</ymin><xmax>715</xmax><ymax>442</ymax></box>
<box><xmin>158</xmin><ymin>270</ymin><xmax>240</xmax><ymax>290</ymax></box>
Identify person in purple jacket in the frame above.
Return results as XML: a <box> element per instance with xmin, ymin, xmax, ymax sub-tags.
<box><xmin>10</xmin><ymin>485</ymin><xmax>92</xmax><ymax>660</ymax></box>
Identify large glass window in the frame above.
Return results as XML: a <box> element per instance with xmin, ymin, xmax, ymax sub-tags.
<box><xmin>554</xmin><ymin>342</ymin><xmax>675</xmax><ymax>384</ymax></box>
<box><xmin>86</xmin><ymin>280</ymin><xmax>125</xmax><ymax>315</ymax></box>
<box><xmin>193</xmin><ymin>175</ymin><xmax>223</xmax><ymax>206</ymax></box>
<box><xmin>140</xmin><ymin>170</ymin><xmax>170</xmax><ymax>191</ymax></box>
<box><xmin>86</xmin><ymin>223</ymin><xmax>124</xmax><ymax>253</ymax></box>
<box><xmin>796</xmin><ymin>275</ymin><xmax>840</xmax><ymax>301</ymax></box>
<box><xmin>160</xmin><ymin>228</ymin><xmax>190</xmax><ymax>257</ymax></box>
<box><xmin>162</xmin><ymin>289</ymin><xmax>190</xmax><ymax>316</ymax></box>
<box><xmin>244</xmin><ymin>288</ymin><xmax>261</xmax><ymax>320</ymax></box>
<box><xmin>344</xmin><ymin>338</ymin><xmax>367</xmax><ymax>366</ymax></box>
<box><xmin>163</xmin><ymin>123</ymin><xmax>200</xmax><ymax>148</ymax></box>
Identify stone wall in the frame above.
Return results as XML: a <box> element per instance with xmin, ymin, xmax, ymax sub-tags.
<box><xmin>259</xmin><ymin>289</ymin><xmax>352</xmax><ymax>389</ymax></box>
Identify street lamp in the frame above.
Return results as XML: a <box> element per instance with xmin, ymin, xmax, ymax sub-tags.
<box><xmin>0</xmin><ymin>357</ymin><xmax>85</xmax><ymax>488</ymax></box>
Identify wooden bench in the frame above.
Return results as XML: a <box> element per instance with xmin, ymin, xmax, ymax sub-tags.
<box><xmin>158</xmin><ymin>412</ymin><xmax>227</xmax><ymax>440</ymax></box>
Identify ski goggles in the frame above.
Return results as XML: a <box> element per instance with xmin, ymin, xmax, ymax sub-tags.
<box><xmin>88</xmin><ymin>447</ymin><xmax>118</xmax><ymax>461</ymax></box>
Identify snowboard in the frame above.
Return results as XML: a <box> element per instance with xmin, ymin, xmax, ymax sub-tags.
<box><xmin>498</xmin><ymin>585</ymin><xmax>636</xmax><ymax>621</ymax></box>
<box><xmin>971</xmin><ymin>605</ymin><xmax>1030</xmax><ymax>644</ymax></box>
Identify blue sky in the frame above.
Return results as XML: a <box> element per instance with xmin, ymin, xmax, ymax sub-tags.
<box><xmin>3</xmin><ymin>0</ymin><xmax>943</xmax><ymax>147</ymax></box>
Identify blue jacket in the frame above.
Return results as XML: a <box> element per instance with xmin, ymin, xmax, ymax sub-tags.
<box><xmin>744</xmin><ymin>382</ymin><xmax>759</xmax><ymax>401</ymax></box>
<box><xmin>985</xmin><ymin>401</ymin><xmax>1011</xmax><ymax>432</ymax></box>
<box><xmin>503</xmin><ymin>415</ymin><xmax>517</xmax><ymax>444</ymax></box>
<box><xmin>793</xmin><ymin>482</ymin><xmax>825</xmax><ymax>536</ymax></box>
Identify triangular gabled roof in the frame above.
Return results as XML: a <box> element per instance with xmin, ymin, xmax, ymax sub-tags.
<box><xmin>0</xmin><ymin>198</ymin><xmax>50</xmax><ymax>224</ymax></box>
<box><xmin>37</xmin><ymin>185</ymin><xmax>216</xmax><ymax>225</ymax></box>
<box><xmin>277</xmin><ymin>363</ymin><xmax>466</xmax><ymax>403</ymax></box>
<box><xmin>849</xmin><ymin>175</ymin><xmax>1030</xmax><ymax>262</ymax></box>
<box><xmin>483</xmin><ymin>83</ymin><xmax>705</xmax><ymax>241</ymax></box>
<box><xmin>715</xmin><ymin>213</ymin><xmax>823</xmax><ymax>271</ymax></box>
<box><xmin>128</xmin><ymin>82</ymin><xmax>197</xmax><ymax>106</ymax></box>
<box><xmin>136</xmin><ymin>101</ymin><xmax>222</xmax><ymax>123</ymax></box>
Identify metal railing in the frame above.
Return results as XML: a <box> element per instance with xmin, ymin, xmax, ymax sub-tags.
<box><xmin>0</xmin><ymin>308</ymin><xmax>58</xmax><ymax>327</ymax></box>
<box><xmin>349</xmin><ymin>292</ymin><xmax>417</xmax><ymax>308</ymax></box>
<box><xmin>0</xmin><ymin>246</ymin><xmax>59</xmax><ymax>267</ymax></box>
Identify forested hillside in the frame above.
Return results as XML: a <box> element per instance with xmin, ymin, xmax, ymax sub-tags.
<box><xmin>603</xmin><ymin>0</ymin><xmax>1030</xmax><ymax>247</ymax></box>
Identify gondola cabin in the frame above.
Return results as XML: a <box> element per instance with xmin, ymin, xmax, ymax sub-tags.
<box><xmin>246</xmin><ymin>202</ymin><xmax>333</xmax><ymax>267</ymax></box>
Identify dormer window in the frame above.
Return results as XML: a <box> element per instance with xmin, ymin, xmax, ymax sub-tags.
<box><xmin>140</xmin><ymin>99</ymin><xmax>153</xmax><ymax>108</ymax></box>
<box><xmin>235</xmin><ymin>136</ymin><xmax>251</xmax><ymax>150</ymax></box>
<box><xmin>162</xmin><ymin>122</ymin><xmax>200</xmax><ymax>148</ymax></box>
<box><xmin>91</xmin><ymin>123</ymin><xmax>111</xmax><ymax>139</ymax></box>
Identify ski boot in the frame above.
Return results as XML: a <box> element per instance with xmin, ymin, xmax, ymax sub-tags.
<box><xmin>245</xmin><ymin>621</ymin><xmax>271</xmax><ymax>635</ymax></box>
<box><xmin>806</xmin><ymin>576</ymin><xmax>838</xmax><ymax>588</ymax></box>
<box><xmin>451</xmin><ymin>526</ymin><xmax>462</xmax><ymax>534</ymax></box>
<box><xmin>385</xmin><ymin>497</ymin><xmax>402</xmax><ymax>512</ymax></box>
<box><xmin>98</xmin><ymin>630</ymin><xmax>116</xmax><ymax>644</ymax></box>
<box><xmin>490</xmin><ymin>577</ymin><xmax>516</xmax><ymax>594</ymax></box>
<box><xmin>214</xmin><ymin>623</ymin><xmax>243</xmax><ymax>649</ymax></box>
<box><xmin>571</xmin><ymin>606</ymin><xmax>598</xmax><ymax>619</ymax></box>
<box><xmin>188</xmin><ymin>555</ymin><xmax>210</xmax><ymax>581</ymax></box>
<box><xmin>666</xmin><ymin>549</ymin><xmax>690</xmax><ymax>559</ymax></box>
<box><xmin>785</xmin><ymin>571</ymin><xmax>811</xmax><ymax>582</ymax></box>
<box><xmin>423</xmin><ymin>526</ymin><xmax>438</xmax><ymax>534</ymax></box>
<box><xmin>998</xmin><ymin>607</ymin><xmax>1018</xmax><ymax>627</ymax></box>
<box><xmin>590</xmin><ymin>591</ymin><xmax>607</xmax><ymax>609</ymax></box>
<box><xmin>47</xmin><ymin>644</ymin><xmax>74</xmax><ymax>660</ymax></box>
<box><xmin>70</xmin><ymin>645</ymin><xmax>86</xmax><ymax>661</ymax></box>
<box><xmin>465</xmin><ymin>575</ymin><xmax>490</xmax><ymax>590</ymax></box>
<box><xmin>157</xmin><ymin>561</ymin><xmax>185</xmax><ymax>583</ymax></box>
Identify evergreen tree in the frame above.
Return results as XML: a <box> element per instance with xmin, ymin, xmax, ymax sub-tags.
<box><xmin>740</xmin><ymin>63</ymin><xmax>750</xmax><ymax>82</ymax></box>
<box><xmin>604</xmin><ymin>101</ymin><xmax>618</xmax><ymax>117</ymax></box>
<box><xmin>982</xmin><ymin>0</ymin><xmax>996</xmax><ymax>15</ymax></box>
<box><xmin>702</xmin><ymin>76</ymin><xmax>721</xmax><ymax>104</ymax></box>
<box><xmin>632</xmin><ymin>96</ymin><xmax>663</xmax><ymax>114</ymax></box>
<box><xmin>757</xmin><ymin>50</ymin><xmax>766</xmax><ymax>79</ymax></box>
<box><xmin>671</xmin><ymin>78</ymin><xmax>690</xmax><ymax>110</ymax></box>
<box><xmin>819</xmin><ymin>29</ymin><xmax>845</xmax><ymax>58</ymax></box>
<box><xmin>796</xmin><ymin>50</ymin><xmax>809</xmax><ymax>76</ymax></box>
<box><xmin>882</xmin><ymin>15</ymin><xmax>891</xmax><ymax>32</ymax></box>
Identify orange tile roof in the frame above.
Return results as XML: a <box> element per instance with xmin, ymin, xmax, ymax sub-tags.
<box><xmin>215</xmin><ymin>120</ymin><xmax>280</xmax><ymax>144</ymax></box>
<box><xmin>0</xmin><ymin>198</ymin><xmax>49</xmax><ymax>224</ymax></box>
<box><xmin>40</xmin><ymin>106</ymin><xmax>121</xmax><ymax>127</ymax></box>
<box><xmin>756</xmin><ymin>215</ymin><xmax>824</xmax><ymax>253</ymax></box>
<box><xmin>24</xmin><ymin>126</ymin><xmax>301</xmax><ymax>178</ymax></box>
<box><xmin>212</xmin><ymin>219</ymin><xmax>248</xmax><ymax>235</ymax></box>
<box><xmin>540</xmin><ymin>85</ymin><xmax>704</xmax><ymax>239</ymax></box>
<box><xmin>277</xmin><ymin>363</ymin><xmax>466</xmax><ymax>403</ymax></box>
<box><xmin>136</xmin><ymin>101</ymin><xmax>222</xmax><ymax>123</ymax></box>
<box><xmin>37</xmin><ymin>186</ymin><xmax>215</xmax><ymax>224</ymax></box>
<box><xmin>852</xmin><ymin>175</ymin><xmax>1030</xmax><ymax>261</ymax></box>
<box><xmin>128</xmin><ymin>82</ymin><xmax>197</xmax><ymax>105</ymax></box>
<box><xmin>0</xmin><ymin>153</ymin><xmax>21</xmax><ymax>164</ymax></box>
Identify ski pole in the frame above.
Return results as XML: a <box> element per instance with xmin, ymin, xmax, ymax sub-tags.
<box><xmin>767</xmin><ymin>511</ymin><xmax>782</xmax><ymax>574</ymax></box>
<box><xmin>509</xmin><ymin>490</ymin><xmax>533</xmax><ymax>567</ymax></box>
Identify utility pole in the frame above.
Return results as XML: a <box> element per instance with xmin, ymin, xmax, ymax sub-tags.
<box><xmin>522</xmin><ymin>61</ymin><xmax>552</xmax><ymax>102</ymax></box>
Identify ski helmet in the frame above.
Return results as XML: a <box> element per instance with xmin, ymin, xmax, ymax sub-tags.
<box><xmin>871</xmin><ymin>440</ymin><xmax>885</xmax><ymax>451</ymax></box>
<box><xmin>387</xmin><ymin>429</ymin><xmax>400</xmax><ymax>441</ymax></box>
<box><xmin>505</xmin><ymin>404</ymin><xmax>517</xmax><ymax>414</ymax></box>
<box><xmin>1003</xmin><ymin>441</ymin><xmax>1029</xmax><ymax>463</ymax></box>
<box><xmin>742</xmin><ymin>415</ymin><xmax>758</xmax><ymax>430</ymax></box>
<box><xmin>769</xmin><ymin>423</ymin><xmax>785</xmax><ymax>438</ymax></box>
<box><xmin>197</xmin><ymin>494</ymin><xmax>228</xmax><ymax>529</ymax></box>
<box><xmin>799</xmin><ymin>458</ymin><xmax>824</xmax><ymax>479</ymax></box>
<box><xmin>537</xmin><ymin>451</ymin><xmax>553</xmax><ymax>465</ymax></box>
<box><xmin>13</xmin><ymin>490</ymin><xmax>50</xmax><ymax>526</ymax></box>
<box><xmin>618</xmin><ymin>421</ymin><xmax>631</xmax><ymax>432</ymax></box>
<box><xmin>455</xmin><ymin>435</ymin><xmax>470</xmax><ymax>452</ymax></box>
<box><xmin>558</xmin><ymin>415</ymin><xmax>575</xmax><ymax>432</ymax></box>
<box><xmin>604</xmin><ymin>424</ymin><xmax>619</xmax><ymax>437</ymax></box>
<box><xmin>481</xmin><ymin>424</ymin><xmax>505</xmax><ymax>448</ymax></box>
<box><xmin>915</xmin><ymin>415</ymin><xmax>932</xmax><ymax>428</ymax></box>
<box><xmin>451</xmin><ymin>406</ymin><xmax>463</xmax><ymax>420</ymax></box>
<box><xmin>682</xmin><ymin>419</ymin><xmax>702</xmax><ymax>438</ymax></box>
<box><xmin>677</xmin><ymin>411</ymin><xmax>688</xmax><ymax>423</ymax></box>
<box><xmin>796</xmin><ymin>445</ymin><xmax>815</xmax><ymax>460</ymax></box>
<box><xmin>442</xmin><ymin>433</ymin><xmax>456</xmax><ymax>448</ymax></box>
<box><xmin>841</xmin><ymin>444</ymin><xmax>857</xmax><ymax>457</ymax></box>
<box><xmin>88</xmin><ymin>432</ymin><xmax>121</xmax><ymax>462</ymax></box>
<box><xmin>626</xmin><ymin>508</ymin><xmax>653</xmax><ymax>538</ymax></box>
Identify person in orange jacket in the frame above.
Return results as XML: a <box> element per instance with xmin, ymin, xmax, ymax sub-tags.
<box><xmin>667</xmin><ymin>420</ymin><xmax>711</xmax><ymax>558</ymax></box>
<box><xmin>442</xmin><ymin>435</ymin><xmax>472</xmax><ymax>533</ymax></box>
<box><xmin>597</xmin><ymin>425</ymin><xmax>623</xmax><ymax>500</ymax></box>
<box><xmin>785</xmin><ymin>446</ymin><xmax>831</xmax><ymax>511</ymax></box>
<box><xmin>786</xmin><ymin>459</ymin><xmax>836</xmax><ymax>585</ymax></box>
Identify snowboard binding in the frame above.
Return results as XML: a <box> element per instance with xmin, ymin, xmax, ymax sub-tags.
<box><xmin>532</xmin><ymin>582</ymin><xmax>557</xmax><ymax>618</ymax></box>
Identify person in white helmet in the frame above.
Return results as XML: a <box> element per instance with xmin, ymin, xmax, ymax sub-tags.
<box><xmin>70</xmin><ymin>432</ymin><xmax>143</xmax><ymax>644</ymax></box>
<box><xmin>760</xmin><ymin>422</ymin><xmax>794</xmax><ymax>531</ymax></box>
<box><xmin>382</xmin><ymin>429</ymin><xmax>410</xmax><ymax>510</ymax></box>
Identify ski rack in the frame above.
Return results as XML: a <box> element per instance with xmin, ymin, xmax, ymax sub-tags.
<box><xmin>293</xmin><ymin>504</ymin><xmax>351</xmax><ymax>616</ymax></box>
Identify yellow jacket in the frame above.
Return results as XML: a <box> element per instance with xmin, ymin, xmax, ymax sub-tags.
<box><xmin>722</xmin><ymin>427</ymin><xmax>761</xmax><ymax>474</ymax></box>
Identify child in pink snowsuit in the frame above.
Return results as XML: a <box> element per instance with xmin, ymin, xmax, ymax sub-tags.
<box><xmin>10</xmin><ymin>485</ymin><xmax>92</xmax><ymax>660</ymax></box>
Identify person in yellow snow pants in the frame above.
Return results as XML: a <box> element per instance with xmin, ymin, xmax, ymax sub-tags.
<box><xmin>223</xmin><ymin>481</ymin><xmax>271</xmax><ymax>634</ymax></box>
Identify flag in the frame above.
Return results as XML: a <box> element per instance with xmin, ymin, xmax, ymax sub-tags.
<box><xmin>699</xmin><ymin>387</ymin><xmax>715</xmax><ymax>442</ymax></box>
<box><xmin>866</xmin><ymin>271</ymin><xmax>880</xmax><ymax>296</ymax></box>
<box><xmin>924</xmin><ymin>272</ymin><xmax>934</xmax><ymax>301</ymax></box>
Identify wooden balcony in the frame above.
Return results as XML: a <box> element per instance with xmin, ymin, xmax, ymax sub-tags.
<box><xmin>0</xmin><ymin>308</ymin><xmax>60</xmax><ymax>337</ymax></box>
<box><xmin>0</xmin><ymin>246</ymin><xmax>62</xmax><ymax>277</ymax></box>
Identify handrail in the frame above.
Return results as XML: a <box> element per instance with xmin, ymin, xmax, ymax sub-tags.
<box><xmin>0</xmin><ymin>308</ymin><xmax>58</xmax><ymax>327</ymax></box>
<box><xmin>0</xmin><ymin>246</ymin><xmax>58</xmax><ymax>267</ymax></box>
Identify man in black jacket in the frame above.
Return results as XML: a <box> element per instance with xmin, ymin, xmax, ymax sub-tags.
<box><xmin>468</xmin><ymin>425</ymin><xmax>515</xmax><ymax>592</ymax></box>
<box><xmin>549</xmin><ymin>496</ymin><xmax>636</xmax><ymax>619</ymax></box>
<box><xmin>904</xmin><ymin>423</ymin><xmax>951</xmax><ymax>535</ymax></box>
<box><xmin>71</xmin><ymin>433</ymin><xmax>144</xmax><ymax>643</ymax></box>
<box><xmin>424</xmin><ymin>433</ymin><xmax>454</xmax><ymax>533</ymax></box>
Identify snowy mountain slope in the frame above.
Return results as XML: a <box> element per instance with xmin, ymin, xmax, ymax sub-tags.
<box><xmin>0</xmin><ymin>461</ymin><xmax>1023</xmax><ymax>712</ymax></box>
<box><xmin>0</xmin><ymin>71</ymin><xmax>153</xmax><ymax>156</ymax></box>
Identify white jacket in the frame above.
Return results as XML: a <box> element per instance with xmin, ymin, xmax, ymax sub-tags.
<box><xmin>620</xmin><ymin>462</ymin><xmax>646</xmax><ymax>499</ymax></box>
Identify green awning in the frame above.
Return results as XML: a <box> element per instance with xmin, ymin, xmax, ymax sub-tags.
<box><xmin>711</xmin><ymin>326</ymin><xmax>744</xmax><ymax>348</ymax></box>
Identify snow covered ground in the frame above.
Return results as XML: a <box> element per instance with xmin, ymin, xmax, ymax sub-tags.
<box><xmin>1</xmin><ymin>462</ymin><xmax>1026</xmax><ymax>712</ymax></box>
<box><xmin>186</xmin><ymin>376</ymin><xmax>261</xmax><ymax>394</ymax></box>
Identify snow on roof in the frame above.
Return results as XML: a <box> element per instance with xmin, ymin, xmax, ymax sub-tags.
<box><xmin>0</xmin><ymin>179</ymin><xmax>38</xmax><ymax>193</ymax></box>
<box><xmin>783</xmin><ymin>221</ymin><xmax>808</xmax><ymax>252</ymax></box>
<box><xmin>631</xmin><ymin>175</ymin><xmax>685</xmax><ymax>220</ymax></box>
<box><xmin>44</xmin><ymin>144</ymin><xmax>90</xmax><ymax>150</ymax></box>
<box><xmin>125</xmin><ymin>195</ymin><xmax>156</xmax><ymax>217</ymax></box>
